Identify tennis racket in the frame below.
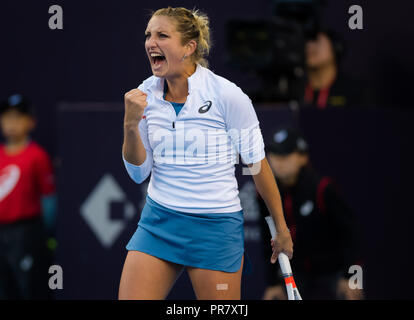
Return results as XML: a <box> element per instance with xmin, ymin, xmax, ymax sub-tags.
<box><xmin>265</xmin><ymin>216</ymin><xmax>302</xmax><ymax>300</ymax></box>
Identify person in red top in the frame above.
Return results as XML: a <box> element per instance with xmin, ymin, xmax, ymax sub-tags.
<box><xmin>0</xmin><ymin>94</ymin><xmax>56</xmax><ymax>299</ymax></box>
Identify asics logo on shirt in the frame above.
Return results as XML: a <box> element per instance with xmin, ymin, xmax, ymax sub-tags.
<box><xmin>198</xmin><ymin>101</ymin><xmax>212</xmax><ymax>113</ymax></box>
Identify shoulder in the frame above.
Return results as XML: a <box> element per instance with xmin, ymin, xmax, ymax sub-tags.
<box><xmin>332</xmin><ymin>72</ymin><xmax>366</xmax><ymax>95</ymax></box>
<box><xmin>204</xmin><ymin>68</ymin><xmax>248</xmax><ymax>99</ymax></box>
<box><xmin>28</xmin><ymin>142</ymin><xmax>51</xmax><ymax>161</ymax></box>
<box><xmin>298</xmin><ymin>166</ymin><xmax>323</xmax><ymax>190</ymax></box>
<box><xmin>314</xmin><ymin>174</ymin><xmax>343</xmax><ymax>204</ymax></box>
<box><xmin>202</xmin><ymin>68</ymin><xmax>252</xmax><ymax>113</ymax></box>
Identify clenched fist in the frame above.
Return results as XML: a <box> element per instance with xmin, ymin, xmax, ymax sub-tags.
<box><xmin>124</xmin><ymin>89</ymin><xmax>148</xmax><ymax>126</ymax></box>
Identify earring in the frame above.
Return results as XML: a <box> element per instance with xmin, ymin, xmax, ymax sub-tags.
<box><xmin>181</xmin><ymin>54</ymin><xmax>187</xmax><ymax>62</ymax></box>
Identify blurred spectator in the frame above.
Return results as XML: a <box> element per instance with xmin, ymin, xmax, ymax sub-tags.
<box><xmin>0</xmin><ymin>94</ymin><xmax>56</xmax><ymax>299</ymax></box>
<box><xmin>304</xmin><ymin>29</ymin><xmax>371</xmax><ymax>108</ymax></box>
<box><xmin>258</xmin><ymin>127</ymin><xmax>364</xmax><ymax>299</ymax></box>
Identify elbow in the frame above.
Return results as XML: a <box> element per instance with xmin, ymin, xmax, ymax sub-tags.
<box><xmin>131</xmin><ymin>170</ymin><xmax>151</xmax><ymax>184</ymax></box>
<box><xmin>123</xmin><ymin>155</ymin><xmax>152</xmax><ymax>184</ymax></box>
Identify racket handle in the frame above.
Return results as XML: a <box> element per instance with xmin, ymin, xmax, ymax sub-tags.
<box><xmin>264</xmin><ymin>216</ymin><xmax>292</xmax><ymax>275</ymax></box>
<box><xmin>278</xmin><ymin>252</ymin><xmax>292</xmax><ymax>275</ymax></box>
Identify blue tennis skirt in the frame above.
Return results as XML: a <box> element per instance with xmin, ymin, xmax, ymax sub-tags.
<box><xmin>126</xmin><ymin>196</ymin><xmax>252</xmax><ymax>275</ymax></box>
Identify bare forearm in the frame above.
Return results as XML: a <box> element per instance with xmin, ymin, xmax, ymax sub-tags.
<box><xmin>123</xmin><ymin>88</ymin><xmax>149</xmax><ymax>166</ymax></box>
<box><xmin>122</xmin><ymin>121</ymin><xmax>147</xmax><ymax>166</ymax></box>
<box><xmin>251</xmin><ymin>158</ymin><xmax>289</xmax><ymax>233</ymax></box>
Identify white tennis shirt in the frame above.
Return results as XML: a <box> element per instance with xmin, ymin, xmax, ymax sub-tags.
<box><xmin>123</xmin><ymin>64</ymin><xmax>265</xmax><ymax>213</ymax></box>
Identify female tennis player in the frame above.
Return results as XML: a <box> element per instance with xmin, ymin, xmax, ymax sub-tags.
<box><xmin>119</xmin><ymin>6</ymin><xmax>293</xmax><ymax>300</ymax></box>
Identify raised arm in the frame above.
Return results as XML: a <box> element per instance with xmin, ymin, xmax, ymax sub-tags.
<box><xmin>122</xmin><ymin>89</ymin><xmax>153</xmax><ymax>184</ymax></box>
<box><xmin>123</xmin><ymin>89</ymin><xmax>148</xmax><ymax>165</ymax></box>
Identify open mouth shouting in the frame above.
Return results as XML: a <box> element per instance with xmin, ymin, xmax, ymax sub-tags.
<box><xmin>149</xmin><ymin>52</ymin><xmax>166</xmax><ymax>70</ymax></box>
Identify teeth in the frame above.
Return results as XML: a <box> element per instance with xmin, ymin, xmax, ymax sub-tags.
<box><xmin>150</xmin><ymin>53</ymin><xmax>164</xmax><ymax>57</ymax></box>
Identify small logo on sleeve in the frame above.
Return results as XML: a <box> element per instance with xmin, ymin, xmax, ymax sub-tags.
<box><xmin>198</xmin><ymin>101</ymin><xmax>212</xmax><ymax>113</ymax></box>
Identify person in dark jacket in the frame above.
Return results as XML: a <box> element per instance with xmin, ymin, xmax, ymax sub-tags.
<box><xmin>303</xmin><ymin>29</ymin><xmax>372</xmax><ymax>108</ymax></box>
<box><xmin>259</xmin><ymin>127</ymin><xmax>364</xmax><ymax>300</ymax></box>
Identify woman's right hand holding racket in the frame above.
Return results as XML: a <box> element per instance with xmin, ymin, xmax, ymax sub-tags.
<box><xmin>270</xmin><ymin>229</ymin><xmax>293</xmax><ymax>264</ymax></box>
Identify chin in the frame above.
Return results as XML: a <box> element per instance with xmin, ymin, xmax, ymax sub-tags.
<box><xmin>151</xmin><ymin>67</ymin><xmax>167</xmax><ymax>78</ymax></box>
<box><xmin>276</xmin><ymin>175</ymin><xmax>291</xmax><ymax>185</ymax></box>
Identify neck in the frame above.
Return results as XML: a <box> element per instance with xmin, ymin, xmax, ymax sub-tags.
<box><xmin>5</xmin><ymin>137</ymin><xmax>29</xmax><ymax>154</ymax></box>
<box><xmin>165</xmin><ymin>64</ymin><xmax>196</xmax><ymax>103</ymax></box>
<box><xmin>307</xmin><ymin>63</ymin><xmax>337</xmax><ymax>90</ymax></box>
<box><xmin>279</xmin><ymin>166</ymin><xmax>306</xmax><ymax>188</ymax></box>
<box><xmin>282</xmin><ymin>175</ymin><xmax>299</xmax><ymax>188</ymax></box>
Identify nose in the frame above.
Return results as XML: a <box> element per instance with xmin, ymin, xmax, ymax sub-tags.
<box><xmin>146</xmin><ymin>36</ymin><xmax>158</xmax><ymax>50</ymax></box>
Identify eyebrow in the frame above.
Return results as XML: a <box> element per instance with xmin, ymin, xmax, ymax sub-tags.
<box><xmin>145</xmin><ymin>30</ymin><xmax>169</xmax><ymax>34</ymax></box>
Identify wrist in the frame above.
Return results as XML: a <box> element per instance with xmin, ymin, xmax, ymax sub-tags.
<box><xmin>269</xmin><ymin>211</ymin><xmax>289</xmax><ymax>234</ymax></box>
<box><xmin>276</xmin><ymin>227</ymin><xmax>290</xmax><ymax>234</ymax></box>
<box><xmin>273</xmin><ymin>220</ymin><xmax>289</xmax><ymax>233</ymax></box>
<box><xmin>124</xmin><ymin>112</ymin><xmax>143</xmax><ymax>126</ymax></box>
<box><xmin>124</xmin><ymin>119</ymin><xmax>141</xmax><ymax>129</ymax></box>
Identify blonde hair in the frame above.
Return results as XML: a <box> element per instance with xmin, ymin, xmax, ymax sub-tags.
<box><xmin>151</xmin><ymin>7</ymin><xmax>211</xmax><ymax>68</ymax></box>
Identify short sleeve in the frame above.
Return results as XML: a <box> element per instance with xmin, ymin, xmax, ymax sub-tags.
<box><xmin>222</xmin><ymin>85</ymin><xmax>259</xmax><ymax>130</ymax></box>
<box><xmin>222</xmin><ymin>85</ymin><xmax>265</xmax><ymax>164</ymax></box>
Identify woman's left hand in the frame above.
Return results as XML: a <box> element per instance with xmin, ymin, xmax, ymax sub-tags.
<box><xmin>270</xmin><ymin>229</ymin><xmax>293</xmax><ymax>263</ymax></box>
